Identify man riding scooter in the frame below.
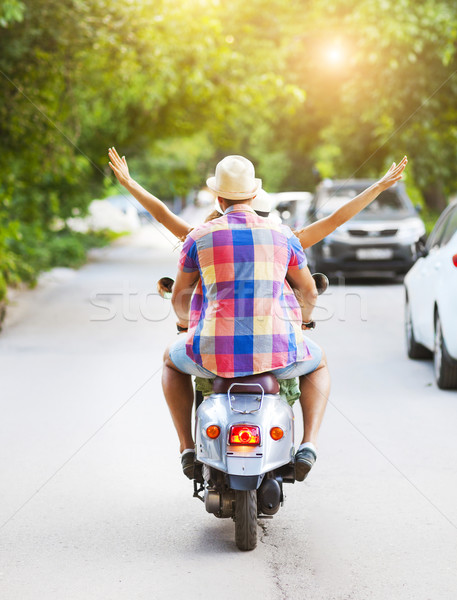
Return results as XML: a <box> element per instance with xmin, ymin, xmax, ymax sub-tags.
<box><xmin>162</xmin><ymin>155</ymin><xmax>330</xmax><ymax>482</ymax></box>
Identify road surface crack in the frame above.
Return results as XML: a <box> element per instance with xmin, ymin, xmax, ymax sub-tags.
<box><xmin>258</xmin><ymin>520</ymin><xmax>288</xmax><ymax>600</ymax></box>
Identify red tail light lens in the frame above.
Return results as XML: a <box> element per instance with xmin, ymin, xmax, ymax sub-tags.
<box><xmin>229</xmin><ymin>425</ymin><xmax>260</xmax><ymax>446</ymax></box>
<box><xmin>206</xmin><ymin>425</ymin><xmax>221</xmax><ymax>439</ymax></box>
<box><xmin>453</xmin><ymin>254</ymin><xmax>457</xmax><ymax>267</ymax></box>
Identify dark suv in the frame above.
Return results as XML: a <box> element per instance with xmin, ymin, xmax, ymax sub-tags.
<box><xmin>305</xmin><ymin>179</ymin><xmax>426</xmax><ymax>277</ymax></box>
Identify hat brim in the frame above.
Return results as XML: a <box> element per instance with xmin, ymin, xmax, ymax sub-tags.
<box><xmin>206</xmin><ymin>177</ymin><xmax>262</xmax><ymax>200</ymax></box>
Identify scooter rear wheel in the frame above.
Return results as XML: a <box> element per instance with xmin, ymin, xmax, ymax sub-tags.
<box><xmin>234</xmin><ymin>490</ymin><xmax>257</xmax><ymax>551</ymax></box>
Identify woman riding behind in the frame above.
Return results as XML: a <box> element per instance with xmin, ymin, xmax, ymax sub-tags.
<box><xmin>108</xmin><ymin>147</ymin><xmax>408</xmax><ymax>250</ymax></box>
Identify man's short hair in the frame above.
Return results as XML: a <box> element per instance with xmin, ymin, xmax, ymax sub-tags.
<box><xmin>217</xmin><ymin>196</ymin><xmax>254</xmax><ymax>206</ymax></box>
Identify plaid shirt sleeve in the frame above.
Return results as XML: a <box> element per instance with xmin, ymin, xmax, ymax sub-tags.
<box><xmin>287</xmin><ymin>231</ymin><xmax>307</xmax><ymax>270</ymax></box>
<box><xmin>178</xmin><ymin>234</ymin><xmax>199</xmax><ymax>273</ymax></box>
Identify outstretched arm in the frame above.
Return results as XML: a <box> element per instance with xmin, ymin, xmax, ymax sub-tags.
<box><xmin>108</xmin><ymin>147</ymin><xmax>192</xmax><ymax>240</ymax></box>
<box><xmin>296</xmin><ymin>156</ymin><xmax>408</xmax><ymax>249</ymax></box>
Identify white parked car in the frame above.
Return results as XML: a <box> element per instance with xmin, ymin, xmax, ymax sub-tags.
<box><xmin>404</xmin><ymin>200</ymin><xmax>457</xmax><ymax>389</ymax></box>
<box><xmin>269</xmin><ymin>192</ymin><xmax>312</xmax><ymax>229</ymax></box>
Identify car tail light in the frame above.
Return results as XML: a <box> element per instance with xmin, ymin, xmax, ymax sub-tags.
<box><xmin>453</xmin><ymin>254</ymin><xmax>457</xmax><ymax>267</ymax></box>
<box><xmin>229</xmin><ymin>425</ymin><xmax>260</xmax><ymax>446</ymax></box>
<box><xmin>206</xmin><ymin>425</ymin><xmax>221</xmax><ymax>439</ymax></box>
<box><xmin>270</xmin><ymin>427</ymin><xmax>284</xmax><ymax>441</ymax></box>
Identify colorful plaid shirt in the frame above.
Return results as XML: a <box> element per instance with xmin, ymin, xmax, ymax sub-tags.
<box><xmin>178</xmin><ymin>204</ymin><xmax>311</xmax><ymax>377</ymax></box>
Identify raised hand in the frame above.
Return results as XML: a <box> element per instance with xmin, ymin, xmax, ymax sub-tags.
<box><xmin>108</xmin><ymin>146</ymin><xmax>131</xmax><ymax>187</ymax></box>
<box><xmin>378</xmin><ymin>156</ymin><xmax>408</xmax><ymax>191</ymax></box>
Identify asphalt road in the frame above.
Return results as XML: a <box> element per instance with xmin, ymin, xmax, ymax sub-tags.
<box><xmin>1</xmin><ymin>224</ymin><xmax>456</xmax><ymax>600</ymax></box>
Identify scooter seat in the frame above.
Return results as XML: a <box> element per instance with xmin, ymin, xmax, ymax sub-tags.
<box><xmin>213</xmin><ymin>373</ymin><xmax>280</xmax><ymax>395</ymax></box>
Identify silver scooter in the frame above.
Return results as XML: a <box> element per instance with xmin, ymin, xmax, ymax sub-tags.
<box><xmin>158</xmin><ymin>273</ymin><xmax>328</xmax><ymax>551</ymax></box>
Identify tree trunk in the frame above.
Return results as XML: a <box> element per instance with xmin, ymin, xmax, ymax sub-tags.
<box><xmin>0</xmin><ymin>300</ymin><xmax>6</xmax><ymax>332</ymax></box>
<box><xmin>423</xmin><ymin>182</ymin><xmax>447</xmax><ymax>213</ymax></box>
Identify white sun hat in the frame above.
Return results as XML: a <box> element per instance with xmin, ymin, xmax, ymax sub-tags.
<box><xmin>206</xmin><ymin>155</ymin><xmax>262</xmax><ymax>200</ymax></box>
<box><xmin>251</xmin><ymin>188</ymin><xmax>272</xmax><ymax>214</ymax></box>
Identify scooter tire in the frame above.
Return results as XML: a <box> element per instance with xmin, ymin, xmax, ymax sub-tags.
<box><xmin>234</xmin><ymin>490</ymin><xmax>257</xmax><ymax>551</ymax></box>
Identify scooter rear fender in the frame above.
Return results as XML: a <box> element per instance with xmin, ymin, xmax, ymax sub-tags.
<box><xmin>195</xmin><ymin>392</ymin><xmax>294</xmax><ymax>477</ymax></box>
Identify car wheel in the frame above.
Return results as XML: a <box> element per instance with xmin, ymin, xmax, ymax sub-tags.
<box><xmin>434</xmin><ymin>312</ymin><xmax>457</xmax><ymax>390</ymax></box>
<box><xmin>405</xmin><ymin>294</ymin><xmax>432</xmax><ymax>359</ymax></box>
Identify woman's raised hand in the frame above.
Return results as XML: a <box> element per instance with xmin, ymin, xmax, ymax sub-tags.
<box><xmin>108</xmin><ymin>147</ymin><xmax>131</xmax><ymax>187</ymax></box>
<box><xmin>378</xmin><ymin>156</ymin><xmax>408</xmax><ymax>190</ymax></box>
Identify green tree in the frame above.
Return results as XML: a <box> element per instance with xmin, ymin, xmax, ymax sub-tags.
<box><xmin>282</xmin><ymin>0</ymin><xmax>457</xmax><ymax>209</ymax></box>
<box><xmin>2</xmin><ymin>0</ymin><xmax>457</xmax><ymax>316</ymax></box>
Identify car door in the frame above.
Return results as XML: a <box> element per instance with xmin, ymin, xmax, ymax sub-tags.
<box><xmin>410</xmin><ymin>208</ymin><xmax>453</xmax><ymax>347</ymax></box>
<box><xmin>435</xmin><ymin>206</ymin><xmax>457</xmax><ymax>357</ymax></box>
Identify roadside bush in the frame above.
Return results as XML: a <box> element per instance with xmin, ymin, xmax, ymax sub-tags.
<box><xmin>7</xmin><ymin>225</ymin><xmax>51</xmax><ymax>284</ymax></box>
<box><xmin>0</xmin><ymin>273</ymin><xmax>6</xmax><ymax>303</ymax></box>
<box><xmin>46</xmin><ymin>229</ymin><xmax>122</xmax><ymax>269</ymax></box>
<box><xmin>0</xmin><ymin>223</ymin><xmax>124</xmax><ymax>327</ymax></box>
<box><xmin>47</xmin><ymin>234</ymin><xmax>87</xmax><ymax>269</ymax></box>
<box><xmin>5</xmin><ymin>226</ymin><xmax>121</xmax><ymax>284</ymax></box>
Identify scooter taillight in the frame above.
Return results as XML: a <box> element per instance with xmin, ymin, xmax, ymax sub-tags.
<box><xmin>229</xmin><ymin>425</ymin><xmax>261</xmax><ymax>446</ymax></box>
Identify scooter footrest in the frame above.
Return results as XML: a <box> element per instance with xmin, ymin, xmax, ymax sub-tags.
<box><xmin>276</xmin><ymin>463</ymin><xmax>296</xmax><ymax>483</ymax></box>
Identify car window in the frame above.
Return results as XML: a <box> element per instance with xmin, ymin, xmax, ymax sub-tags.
<box><xmin>316</xmin><ymin>187</ymin><xmax>407</xmax><ymax>216</ymax></box>
<box><xmin>440</xmin><ymin>205</ymin><xmax>457</xmax><ymax>247</ymax></box>
<box><xmin>276</xmin><ymin>201</ymin><xmax>297</xmax><ymax>227</ymax></box>
<box><xmin>427</xmin><ymin>205</ymin><xmax>456</xmax><ymax>250</ymax></box>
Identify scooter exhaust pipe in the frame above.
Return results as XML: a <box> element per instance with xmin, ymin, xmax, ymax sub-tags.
<box><xmin>258</xmin><ymin>478</ymin><xmax>281</xmax><ymax>515</ymax></box>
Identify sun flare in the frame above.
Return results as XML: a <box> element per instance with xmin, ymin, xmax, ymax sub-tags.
<box><xmin>326</xmin><ymin>45</ymin><xmax>344</xmax><ymax>65</ymax></box>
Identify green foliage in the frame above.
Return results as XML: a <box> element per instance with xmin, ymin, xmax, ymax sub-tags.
<box><xmin>130</xmin><ymin>133</ymin><xmax>215</xmax><ymax>200</ymax></box>
<box><xmin>0</xmin><ymin>225</ymin><xmax>121</xmax><ymax>303</ymax></box>
<box><xmin>47</xmin><ymin>229</ymin><xmax>119</xmax><ymax>268</ymax></box>
<box><xmin>0</xmin><ymin>0</ymin><xmax>24</xmax><ymax>27</ymax></box>
<box><xmin>282</xmin><ymin>0</ymin><xmax>457</xmax><ymax>206</ymax></box>
<box><xmin>2</xmin><ymin>0</ymin><xmax>457</xmax><ymax>313</ymax></box>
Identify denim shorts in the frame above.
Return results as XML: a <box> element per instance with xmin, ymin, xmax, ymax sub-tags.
<box><xmin>168</xmin><ymin>335</ymin><xmax>323</xmax><ymax>380</ymax></box>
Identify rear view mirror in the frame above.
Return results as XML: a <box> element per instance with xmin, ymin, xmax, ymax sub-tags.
<box><xmin>157</xmin><ymin>277</ymin><xmax>174</xmax><ymax>299</ymax></box>
<box><xmin>158</xmin><ymin>274</ymin><xmax>329</xmax><ymax>298</ymax></box>
<box><xmin>312</xmin><ymin>273</ymin><xmax>329</xmax><ymax>295</ymax></box>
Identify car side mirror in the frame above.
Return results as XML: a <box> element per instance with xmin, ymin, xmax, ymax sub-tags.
<box><xmin>415</xmin><ymin>237</ymin><xmax>428</xmax><ymax>259</ymax></box>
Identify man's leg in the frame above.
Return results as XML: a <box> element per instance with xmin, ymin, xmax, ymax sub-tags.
<box><xmin>299</xmin><ymin>351</ymin><xmax>330</xmax><ymax>446</ymax></box>
<box><xmin>162</xmin><ymin>346</ymin><xmax>195</xmax><ymax>454</ymax></box>
<box><xmin>272</xmin><ymin>339</ymin><xmax>331</xmax><ymax>481</ymax></box>
<box><xmin>294</xmin><ymin>351</ymin><xmax>330</xmax><ymax>480</ymax></box>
